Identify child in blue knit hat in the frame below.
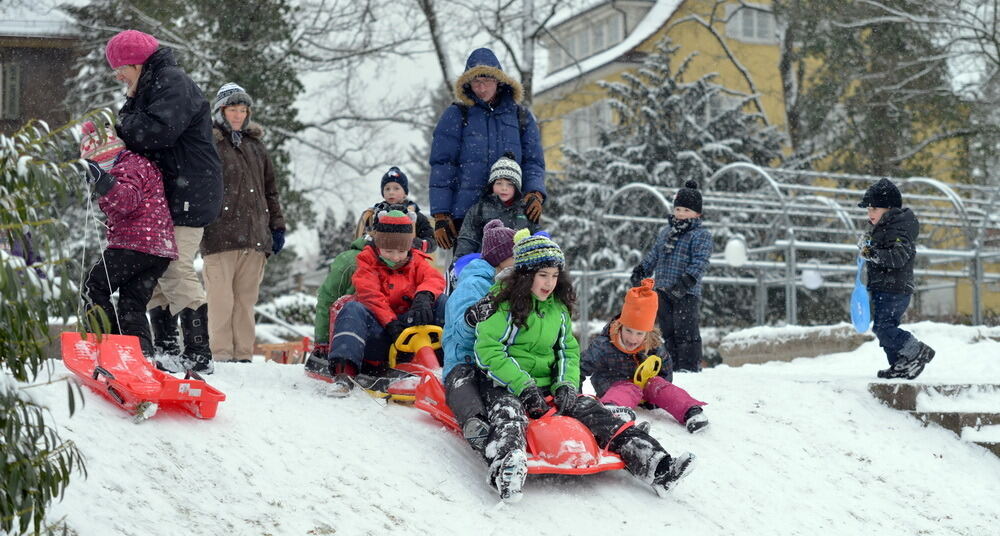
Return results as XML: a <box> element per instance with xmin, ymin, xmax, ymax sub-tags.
<box><xmin>355</xmin><ymin>166</ymin><xmax>436</xmax><ymax>252</ymax></box>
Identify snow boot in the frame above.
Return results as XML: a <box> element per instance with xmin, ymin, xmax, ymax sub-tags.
<box><xmin>327</xmin><ymin>359</ymin><xmax>357</xmax><ymax>398</ymax></box>
<box><xmin>903</xmin><ymin>341</ymin><xmax>935</xmax><ymax>380</ymax></box>
<box><xmin>304</xmin><ymin>345</ymin><xmax>332</xmax><ymax>378</ymax></box>
<box><xmin>179</xmin><ymin>304</ymin><xmax>213</xmax><ymax>374</ymax></box>
<box><xmin>149</xmin><ymin>305</ymin><xmax>181</xmax><ymax>360</ymax></box>
<box><xmin>684</xmin><ymin>406</ymin><xmax>709</xmax><ymax>434</ymax></box>
<box><xmin>462</xmin><ymin>416</ymin><xmax>491</xmax><ymax>453</ymax></box>
<box><xmin>650</xmin><ymin>452</ymin><xmax>696</xmax><ymax>497</ymax></box>
<box><xmin>488</xmin><ymin>449</ymin><xmax>528</xmax><ymax>503</ymax></box>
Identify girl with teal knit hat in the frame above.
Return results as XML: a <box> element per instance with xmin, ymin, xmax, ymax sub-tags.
<box><xmin>472</xmin><ymin>229</ymin><xmax>695</xmax><ymax>503</ymax></box>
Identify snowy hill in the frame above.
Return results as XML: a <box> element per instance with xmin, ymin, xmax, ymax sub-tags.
<box><xmin>34</xmin><ymin>322</ymin><xmax>1000</xmax><ymax>536</ymax></box>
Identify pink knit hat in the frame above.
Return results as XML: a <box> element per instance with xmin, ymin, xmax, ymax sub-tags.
<box><xmin>80</xmin><ymin>122</ymin><xmax>125</xmax><ymax>172</ymax></box>
<box><xmin>105</xmin><ymin>30</ymin><xmax>159</xmax><ymax>69</ymax></box>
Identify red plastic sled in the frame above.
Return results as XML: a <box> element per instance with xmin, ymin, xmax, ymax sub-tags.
<box><xmin>414</xmin><ymin>374</ymin><xmax>626</xmax><ymax>475</ymax></box>
<box><xmin>61</xmin><ymin>332</ymin><xmax>226</xmax><ymax>420</ymax></box>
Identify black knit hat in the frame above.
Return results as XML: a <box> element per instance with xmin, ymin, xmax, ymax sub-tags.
<box><xmin>858</xmin><ymin>178</ymin><xmax>902</xmax><ymax>209</ymax></box>
<box><xmin>381</xmin><ymin>166</ymin><xmax>409</xmax><ymax>195</ymax></box>
<box><xmin>674</xmin><ymin>179</ymin><xmax>703</xmax><ymax>213</ymax></box>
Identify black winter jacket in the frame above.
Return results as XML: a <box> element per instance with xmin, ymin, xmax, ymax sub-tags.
<box><xmin>866</xmin><ymin>208</ymin><xmax>919</xmax><ymax>294</ymax></box>
<box><xmin>116</xmin><ymin>47</ymin><xmax>223</xmax><ymax>227</ymax></box>
<box><xmin>453</xmin><ymin>193</ymin><xmax>538</xmax><ymax>258</ymax></box>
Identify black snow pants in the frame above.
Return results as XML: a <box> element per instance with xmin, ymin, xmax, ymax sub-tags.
<box><xmin>656</xmin><ymin>289</ymin><xmax>703</xmax><ymax>372</ymax></box>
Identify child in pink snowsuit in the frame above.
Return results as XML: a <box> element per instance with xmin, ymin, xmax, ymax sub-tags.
<box><xmin>581</xmin><ymin>278</ymin><xmax>709</xmax><ymax>433</ymax></box>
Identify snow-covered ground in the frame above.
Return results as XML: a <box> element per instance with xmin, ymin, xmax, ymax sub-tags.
<box><xmin>30</xmin><ymin>322</ymin><xmax>1000</xmax><ymax>535</ymax></box>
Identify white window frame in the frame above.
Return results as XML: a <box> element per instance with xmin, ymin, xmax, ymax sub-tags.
<box><xmin>725</xmin><ymin>3</ymin><xmax>778</xmax><ymax>45</ymax></box>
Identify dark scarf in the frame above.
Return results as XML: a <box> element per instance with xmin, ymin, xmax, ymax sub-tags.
<box><xmin>217</xmin><ymin>120</ymin><xmax>244</xmax><ymax>147</ymax></box>
<box><xmin>663</xmin><ymin>216</ymin><xmax>695</xmax><ymax>253</ymax></box>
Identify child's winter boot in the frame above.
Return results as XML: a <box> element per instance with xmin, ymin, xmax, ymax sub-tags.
<box><xmin>610</xmin><ymin>428</ymin><xmax>695</xmax><ymax>497</ymax></box>
<box><xmin>904</xmin><ymin>341</ymin><xmax>935</xmax><ymax>380</ymax></box>
<box><xmin>462</xmin><ymin>416</ymin><xmax>491</xmax><ymax>453</ymax></box>
<box><xmin>304</xmin><ymin>344</ymin><xmax>331</xmax><ymax>377</ymax></box>
<box><xmin>649</xmin><ymin>452</ymin><xmax>696</xmax><ymax>497</ymax></box>
<box><xmin>684</xmin><ymin>406</ymin><xmax>709</xmax><ymax>434</ymax></box>
<box><xmin>328</xmin><ymin>359</ymin><xmax>357</xmax><ymax>397</ymax></box>
<box><xmin>488</xmin><ymin>448</ymin><xmax>528</xmax><ymax>503</ymax></box>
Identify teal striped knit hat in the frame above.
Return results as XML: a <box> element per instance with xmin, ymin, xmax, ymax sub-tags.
<box><xmin>513</xmin><ymin>228</ymin><xmax>564</xmax><ymax>270</ymax></box>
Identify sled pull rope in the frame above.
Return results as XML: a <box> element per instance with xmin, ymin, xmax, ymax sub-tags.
<box><xmin>77</xmin><ymin>182</ymin><xmax>122</xmax><ymax>333</ymax></box>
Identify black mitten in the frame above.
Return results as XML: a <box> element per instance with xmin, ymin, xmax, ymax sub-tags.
<box><xmin>518</xmin><ymin>386</ymin><xmax>549</xmax><ymax>419</ymax></box>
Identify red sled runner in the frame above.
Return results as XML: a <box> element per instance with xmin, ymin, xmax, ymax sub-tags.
<box><xmin>61</xmin><ymin>332</ymin><xmax>226</xmax><ymax>420</ymax></box>
<box><xmin>414</xmin><ymin>374</ymin><xmax>626</xmax><ymax>475</ymax></box>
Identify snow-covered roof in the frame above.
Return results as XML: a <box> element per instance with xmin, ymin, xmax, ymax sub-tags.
<box><xmin>535</xmin><ymin>0</ymin><xmax>683</xmax><ymax>95</ymax></box>
<box><xmin>0</xmin><ymin>2</ymin><xmax>77</xmax><ymax>39</ymax></box>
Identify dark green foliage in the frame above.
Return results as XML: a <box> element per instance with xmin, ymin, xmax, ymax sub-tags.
<box><xmin>2</xmin><ymin>114</ymin><xmax>89</xmax><ymax>535</ymax></box>
<box><xmin>317</xmin><ymin>208</ymin><xmax>358</xmax><ymax>267</ymax></box>
<box><xmin>549</xmin><ymin>39</ymin><xmax>784</xmax><ymax>321</ymax></box>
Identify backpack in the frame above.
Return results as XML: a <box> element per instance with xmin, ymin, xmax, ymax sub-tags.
<box><xmin>455</xmin><ymin>102</ymin><xmax>531</xmax><ymax>138</ymax></box>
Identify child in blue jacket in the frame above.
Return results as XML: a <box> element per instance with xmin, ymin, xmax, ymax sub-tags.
<box><xmin>442</xmin><ymin>219</ymin><xmax>516</xmax><ymax>452</ymax></box>
<box><xmin>631</xmin><ymin>180</ymin><xmax>713</xmax><ymax>372</ymax></box>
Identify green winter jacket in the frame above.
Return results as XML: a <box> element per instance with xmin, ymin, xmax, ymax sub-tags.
<box><xmin>474</xmin><ymin>294</ymin><xmax>580</xmax><ymax>396</ymax></box>
<box><xmin>313</xmin><ymin>237</ymin><xmax>368</xmax><ymax>343</ymax></box>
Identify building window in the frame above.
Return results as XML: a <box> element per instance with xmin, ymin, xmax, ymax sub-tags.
<box><xmin>562</xmin><ymin>100</ymin><xmax>613</xmax><ymax>153</ymax></box>
<box><xmin>547</xmin><ymin>13</ymin><xmax>625</xmax><ymax>73</ymax></box>
<box><xmin>726</xmin><ymin>4</ymin><xmax>777</xmax><ymax>44</ymax></box>
<box><xmin>1</xmin><ymin>63</ymin><xmax>22</xmax><ymax>120</ymax></box>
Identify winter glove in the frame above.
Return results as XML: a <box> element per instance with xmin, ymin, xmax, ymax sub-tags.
<box><xmin>405</xmin><ymin>291</ymin><xmax>436</xmax><ymax>327</ymax></box>
<box><xmin>860</xmin><ymin>244</ymin><xmax>879</xmax><ymax>263</ymax></box>
<box><xmin>630</xmin><ymin>265</ymin><xmax>648</xmax><ymax>288</ymax></box>
<box><xmin>84</xmin><ymin>159</ymin><xmax>117</xmax><ymax>196</ymax></box>
<box><xmin>668</xmin><ymin>274</ymin><xmax>697</xmax><ymax>301</ymax></box>
<box><xmin>271</xmin><ymin>228</ymin><xmax>286</xmax><ymax>254</ymax></box>
<box><xmin>552</xmin><ymin>384</ymin><xmax>578</xmax><ymax>416</ymax></box>
<box><xmin>519</xmin><ymin>385</ymin><xmax>549</xmax><ymax>419</ymax></box>
<box><xmin>433</xmin><ymin>213</ymin><xmax>457</xmax><ymax>250</ymax></box>
<box><xmin>384</xmin><ymin>320</ymin><xmax>407</xmax><ymax>345</ymax></box>
<box><xmin>523</xmin><ymin>191</ymin><xmax>544</xmax><ymax>223</ymax></box>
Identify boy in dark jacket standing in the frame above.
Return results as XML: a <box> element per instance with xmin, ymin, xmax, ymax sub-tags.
<box><xmin>453</xmin><ymin>153</ymin><xmax>537</xmax><ymax>259</ymax></box>
<box><xmin>105</xmin><ymin>30</ymin><xmax>223</xmax><ymax>373</ymax></box>
<box><xmin>858</xmin><ymin>178</ymin><xmax>935</xmax><ymax>379</ymax></box>
<box><xmin>355</xmin><ymin>167</ymin><xmax>435</xmax><ymax>252</ymax></box>
<box><xmin>631</xmin><ymin>180</ymin><xmax>713</xmax><ymax>372</ymax></box>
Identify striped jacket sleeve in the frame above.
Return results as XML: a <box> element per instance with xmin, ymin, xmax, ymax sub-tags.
<box><xmin>474</xmin><ymin>307</ymin><xmax>534</xmax><ymax>395</ymax></box>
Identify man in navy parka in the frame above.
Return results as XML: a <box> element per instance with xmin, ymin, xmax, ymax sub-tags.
<box><xmin>428</xmin><ymin>47</ymin><xmax>546</xmax><ymax>250</ymax></box>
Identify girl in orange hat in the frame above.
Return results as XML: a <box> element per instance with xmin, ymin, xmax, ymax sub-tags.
<box><xmin>581</xmin><ymin>279</ymin><xmax>708</xmax><ymax>433</ymax></box>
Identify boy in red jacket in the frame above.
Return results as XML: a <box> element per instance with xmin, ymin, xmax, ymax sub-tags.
<box><xmin>79</xmin><ymin>122</ymin><xmax>178</xmax><ymax>359</ymax></box>
<box><xmin>327</xmin><ymin>210</ymin><xmax>446</xmax><ymax>396</ymax></box>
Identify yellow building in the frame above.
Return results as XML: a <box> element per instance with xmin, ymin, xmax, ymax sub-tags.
<box><xmin>534</xmin><ymin>0</ymin><xmax>785</xmax><ymax>170</ymax></box>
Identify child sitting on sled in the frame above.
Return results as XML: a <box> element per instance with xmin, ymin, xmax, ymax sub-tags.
<box><xmin>581</xmin><ymin>278</ymin><xmax>708</xmax><ymax>433</ymax></box>
<box><xmin>473</xmin><ymin>229</ymin><xmax>695</xmax><ymax>502</ymax></box>
<box><xmin>326</xmin><ymin>210</ymin><xmax>446</xmax><ymax>396</ymax></box>
<box><xmin>78</xmin><ymin>121</ymin><xmax>178</xmax><ymax>358</ymax></box>
<box><xmin>355</xmin><ymin>167</ymin><xmax>435</xmax><ymax>252</ymax></box>
<box><xmin>442</xmin><ymin>219</ymin><xmax>516</xmax><ymax>452</ymax></box>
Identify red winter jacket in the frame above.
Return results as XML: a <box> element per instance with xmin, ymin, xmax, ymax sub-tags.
<box><xmin>352</xmin><ymin>245</ymin><xmax>445</xmax><ymax>326</ymax></box>
<box><xmin>98</xmin><ymin>150</ymin><xmax>178</xmax><ymax>260</ymax></box>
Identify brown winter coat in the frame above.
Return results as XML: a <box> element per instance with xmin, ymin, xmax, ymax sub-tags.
<box><xmin>201</xmin><ymin>122</ymin><xmax>285</xmax><ymax>256</ymax></box>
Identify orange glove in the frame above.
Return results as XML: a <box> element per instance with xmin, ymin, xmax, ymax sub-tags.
<box><xmin>523</xmin><ymin>191</ymin><xmax>544</xmax><ymax>223</ymax></box>
<box><xmin>433</xmin><ymin>213</ymin><xmax>457</xmax><ymax>250</ymax></box>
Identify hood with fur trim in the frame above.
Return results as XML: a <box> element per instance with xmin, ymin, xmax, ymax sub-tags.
<box><xmin>454</xmin><ymin>48</ymin><xmax>524</xmax><ymax>106</ymax></box>
<box><xmin>213</xmin><ymin>121</ymin><xmax>265</xmax><ymax>142</ymax></box>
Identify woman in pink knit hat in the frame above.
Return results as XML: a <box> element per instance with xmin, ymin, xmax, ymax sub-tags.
<box><xmin>79</xmin><ymin>122</ymin><xmax>177</xmax><ymax>360</ymax></box>
<box><xmin>104</xmin><ymin>29</ymin><xmax>223</xmax><ymax>374</ymax></box>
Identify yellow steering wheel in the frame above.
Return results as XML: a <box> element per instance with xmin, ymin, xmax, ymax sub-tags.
<box><xmin>388</xmin><ymin>325</ymin><xmax>443</xmax><ymax>368</ymax></box>
<box><xmin>632</xmin><ymin>355</ymin><xmax>662</xmax><ymax>389</ymax></box>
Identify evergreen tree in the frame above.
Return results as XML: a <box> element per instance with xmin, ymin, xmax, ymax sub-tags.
<box><xmin>1</xmin><ymin>115</ymin><xmax>89</xmax><ymax>535</ymax></box>
<box><xmin>317</xmin><ymin>208</ymin><xmax>358</xmax><ymax>267</ymax></box>
<box><xmin>548</xmin><ymin>39</ymin><xmax>784</xmax><ymax>321</ymax></box>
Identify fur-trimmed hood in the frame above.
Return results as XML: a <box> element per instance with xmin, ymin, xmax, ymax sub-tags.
<box><xmin>213</xmin><ymin>121</ymin><xmax>264</xmax><ymax>141</ymax></box>
<box><xmin>454</xmin><ymin>48</ymin><xmax>524</xmax><ymax>106</ymax></box>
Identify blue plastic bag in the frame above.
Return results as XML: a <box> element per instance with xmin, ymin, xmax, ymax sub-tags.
<box><xmin>850</xmin><ymin>257</ymin><xmax>871</xmax><ymax>333</ymax></box>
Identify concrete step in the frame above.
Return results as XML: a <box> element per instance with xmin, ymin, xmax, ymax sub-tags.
<box><xmin>868</xmin><ymin>383</ymin><xmax>1000</xmax><ymax>411</ymax></box>
<box><xmin>909</xmin><ymin>412</ymin><xmax>1000</xmax><ymax>435</ymax></box>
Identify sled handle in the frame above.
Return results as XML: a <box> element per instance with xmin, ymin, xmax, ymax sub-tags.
<box><xmin>388</xmin><ymin>325</ymin><xmax>443</xmax><ymax>368</ymax></box>
<box><xmin>93</xmin><ymin>366</ymin><xmax>116</xmax><ymax>381</ymax></box>
<box><xmin>633</xmin><ymin>355</ymin><xmax>662</xmax><ymax>389</ymax></box>
<box><xmin>184</xmin><ymin>369</ymin><xmax>205</xmax><ymax>382</ymax></box>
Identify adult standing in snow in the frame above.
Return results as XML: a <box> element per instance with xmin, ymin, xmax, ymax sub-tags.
<box><xmin>201</xmin><ymin>83</ymin><xmax>286</xmax><ymax>366</ymax></box>
<box><xmin>106</xmin><ymin>29</ymin><xmax>223</xmax><ymax>373</ymax></box>
<box><xmin>428</xmin><ymin>47</ymin><xmax>546</xmax><ymax>251</ymax></box>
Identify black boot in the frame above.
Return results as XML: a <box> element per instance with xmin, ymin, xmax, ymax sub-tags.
<box><xmin>609</xmin><ymin>427</ymin><xmax>695</xmax><ymax>497</ymax></box>
<box><xmin>179</xmin><ymin>304</ymin><xmax>213</xmax><ymax>374</ymax></box>
<box><xmin>118</xmin><ymin>311</ymin><xmax>156</xmax><ymax>358</ymax></box>
<box><xmin>148</xmin><ymin>306</ymin><xmax>181</xmax><ymax>355</ymax></box>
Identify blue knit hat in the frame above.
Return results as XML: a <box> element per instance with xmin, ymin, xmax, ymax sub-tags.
<box><xmin>381</xmin><ymin>166</ymin><xmax>409</xmax><ymax>195</ymax></box>
<box><xmin>513</xmin><ymin>228</ymin><xmax>564</xmax><ymax>270</ymax></box>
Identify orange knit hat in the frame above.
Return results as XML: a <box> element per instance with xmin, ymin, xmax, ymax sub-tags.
<box><xmin>620</xmin><ymin>278</ymin><xmax>658</xmax><ymax>331</ymax></box>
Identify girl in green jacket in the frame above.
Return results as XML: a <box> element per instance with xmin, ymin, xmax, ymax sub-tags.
<box><xmin>473</xmin><ymin>229</ymin><xmax>695</xmax><ymax>503</ymax></box>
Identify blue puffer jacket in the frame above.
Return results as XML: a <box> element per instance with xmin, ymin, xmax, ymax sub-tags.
<box><xmin>442</xmin><ymin>258</ymin><xmax>497</xmax><ymax>379</ymax></box>
<box><xmin>428</xmin><ymin>48</ymin><xmax>546</xmax><ymax>220</ymax></box>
